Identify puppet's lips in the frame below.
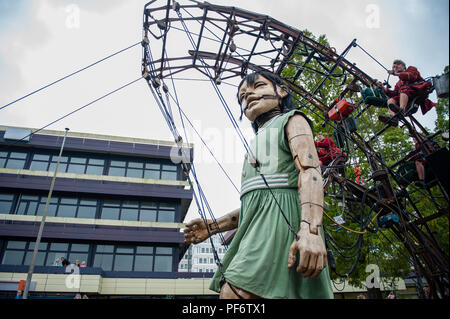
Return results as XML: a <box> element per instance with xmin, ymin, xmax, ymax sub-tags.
<box><xmin>246</xmin><ymin>98</ymin><xmax>261</xmax><ymax>110</ymax></box>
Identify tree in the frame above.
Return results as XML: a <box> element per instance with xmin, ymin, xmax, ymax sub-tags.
<box><xmin>434</xmin><ymin>66</ymin><xmax>449</xmax><ymax>141</ymax></box>
<box><xmin>282</xmin><ymin>32</ymin><xmax>449</xmax><ymax>293</ymax></box>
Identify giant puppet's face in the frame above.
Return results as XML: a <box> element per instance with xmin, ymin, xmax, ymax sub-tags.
<box><xmin>238</xmin><ymin>75</ymin><xmax>288</xmax><ymax>122</ymax></box>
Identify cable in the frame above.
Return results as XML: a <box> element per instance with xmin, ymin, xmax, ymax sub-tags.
<box><xmin>0</xmin><ymin>41</ymin><xmax>141</xmax><ymax>112</ymax></box>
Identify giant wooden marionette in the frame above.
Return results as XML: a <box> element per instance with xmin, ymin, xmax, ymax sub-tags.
<box><xmin>184</xmin><ymin>71</ymin><xmax>334</xmax><ymax>299</ymax></box>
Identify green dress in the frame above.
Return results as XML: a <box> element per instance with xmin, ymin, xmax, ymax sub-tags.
<box><xmin>209</xmin><ymin>110</ymin><xmax>334</xmax><ymax>299</ymax></box>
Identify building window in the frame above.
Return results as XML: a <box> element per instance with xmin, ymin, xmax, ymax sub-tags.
<box><xmin>100</xmin><ymin>200</ymin><xmax>176</xmax><ymax>223</ymax></box>
<box><xmin>29</xmin><ymin>153</ymin><xmax>106</xmax><ymax>175</ymax></box>
<box><xmin>15</xmin><ymin>194</ymin><xmax>98</xmax><ymax>219</ymax></box>
<box><xmin>93</xmin><ymin>245</ymin><xmax>173</xmax><ymax>272</ymax></box>
<box><xmin>12</xmin><ymin>193</ymin><xmax>175</xmax><ymax>222</ymax></box>
<box><xmin>0</xmin><ymin>240</ymin><xmax>90</xmax><ymax>267</ymax></box>
<box><xmin>108</xmin><ymin>159</ymin><xmax>178</xmax><ymax>181</ymax></box>
<box><xmin>0</xmin><ymin>151</ymin><xmax>28</xmax><ymax>169</ymax></box>
<box><xmin>0</xmin><ymin>193</ymin><xmax>15</xmax><ymax>214</ymax></box>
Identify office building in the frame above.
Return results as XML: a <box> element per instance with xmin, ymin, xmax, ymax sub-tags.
<box><xmin>0</xmin><ymin>125</ymin><xmax>216</xmax><ymax>298</ymax></box>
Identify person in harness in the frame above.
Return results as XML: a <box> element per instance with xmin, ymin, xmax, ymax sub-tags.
<box><xmin>315</xmin><ymin>134</ymin><xmax>346</xmax><ymax>167</ymax></box>
<box><xmin>377</xmin><ymin>59</ymin><xmax>435</xmax><ymax>127</ymax></box>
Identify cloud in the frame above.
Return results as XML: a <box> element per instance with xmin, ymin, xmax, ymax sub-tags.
<box><xmin>0</xmin><ymin>1</ymin><xmax>52</xmax><ymax>99</ymax></box>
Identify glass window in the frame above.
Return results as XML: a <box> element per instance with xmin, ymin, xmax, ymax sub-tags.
<box><xmin>113</xmin><ymin>255</ymin><xmax>133</xmax><ymax>271</ymax></box>
<box><xmin>104</xmin><ymin>200</ymin><xmax>120</xmax><ymax>207</ymax></box>
<box><xmin>6</xmin><ymin>159</ymin><xmax>26</xmax><ymax>169</ymax></box>
<box><xmin>30</xmin><ymin>161</ymin><xmax>49</xmax><ymax>171</ymax></box>
<box><xmin>0</xmin><ymin>193</ymin><xmax>14</xmax><ymax>214</ymax></box>
<box><xmin>70</xmin><ymin>157</ymin><xmax>87</xmax><ymax>164</ymax></box>
<box><xmin>89</xmin><ymin>159</ymin><xmax>105</xmax><ymax>166</ymax></box>
<box><xmin>122</xmin><ymin>201</ymin><xmax>139</xmax><ymax>208</ymax></box>
<box><xmin>134</xmin><ymin>255</ymin><xmax>153</xmax><ymax>271</ymax></box>
<box><xmin>23</xmin><ymin>251</ymin><xmax>46</xmax><ymax>266</ymax></box>
<box><xmin>108</xmin><ymin>167</ymin><xmax>126</xmax><ymax>177</ymax></box>
<box><xmin>154</xmin><ymin>255</ymin><xmax>172</xmax><ymax>272</ymax></box>
<box><xmin>126</xmin><ymin>168</ymin><xmax>143</xmax><ymax>178</ymax></box>
<box><xmin>80</xmin><ymin>199</ymin><xmax>97</xmax><ymax>206</ymax></box>
<box><xmin>37</xmin><ymin>203</ymin><xmax>57</xmax><ymax>217</ymax></box>
<box><xmin>58</xmin><ymin>204</ymin><xmax>77</xmax><ymax>218</ymax></box>
<box><xmin>101</xmin><ymin>207</ymin><xmax>120</xmax><ymax>220</ymax></box>
<box><xmin>96</xmin><ymin>245</ymin><xmax>114</xmax><ymax>253</ymax></box>
<box><xmin>161</xmin><ymin>171</ymin><xmax>177</xmax><ymax>180</ymax></box>
<box><xmin>0</xmin><ymin>193</ymin><xmax>14</xmax><ymax>201</ymax></box>
<box><xmin>46</xmin><ymin>252</ymin><xmax>66</xmax><ymax>266</ymax></box>
<box><xmin>110</xmin><ymin>161</ymin><xmax>126</xmax><ymax>167</ymax></box>
<box><xmin>50</xmin><ymin>243</ymin><xmax>69</xmax><ymax>251</ymax></box>
<box><xmin>158</xmin><ymin>210</ymin><xmax>175</xmax><ymax>223</ymax></box>
<box><xmin>116</xmin><ymin>247</ymin><xmax>134</xmax><ymax>254</ymax></box>
<box><xmin>128</xmin><ymin>162</ymin><xmax>144</xmax><ymax>169</ymax></box>
<box><xmin>29</xmin><ymin>242</ymin><xmax>48</xmax><ymax>250</ymax></box>
<box><xmin>145</xmin><ymin>163</ymin><xmax>160</xmax><ymax>170</ymax></box>
<box><xmin>121</xmin><ymin>208</ymin><xmax>138</xmax><ymax>221</ymax></box>
<box><xmin>49</xmin><ymin>163</ymin><xmax>67</xmax><ymax>173</ymax></box>
<box><xmin>10</xmin><ymin>152</ymin><xmax>27</xmax><ymax>159</ymax></box>
<box><xmin>33</xmin><ymin>154</ymin><xmax>50</xmax><ymax>161</ymax></box>
<box><xmin>69</xmin><ymin>253</ymin><xmax>88</xmax><ymax>264</ymax></box>
<box><xmin>93</xmin><ymin>254</ymin><xmax>113</xmax><ymax>271</ymax></box>
<box><xmin>2</xmin><ymin>251</ymin><xmax>25</xmax><ymax>265</ymax></box>
<box><xmin>136</xmin><ymin>246</ymin><xmax>154</xmax><ymax>254</ymax></box>
<box><xmin>71</xmin><ymin>244</ymin><xmax>89</xmax><ymax>252</ymax></box>
<box><xmin>77</xmin><ymin>206</ymin><xmax>96</xmax><ymax>219</ymax></box>
<box><xmin>159</xmin><ymin>203</ymin><xmax>176</xmax><ymax>209</ymax></box>
<box><xmin>140</xmin><ymin>209</ymin><xmax>157</xmax><ymax>222</ymax></box>
<box><xmin>60</xmin><ymin>198</ymin><xmax>77</xmax><ymax>205</ymax></box>
<box><xmin>162</xmin><ymin>165</ymin><xmax>177</xmax><ymax>171</ymax></box>
<box><xmin>7</xmin><ymin>241</ymin><xmax>27</xmax><ymax>249</ymax></box>
<box><xmin>156</xmin><ymin>247</ymin><xmax>172</xmax><ymax>255</ymax></box>
<box><xmin>86</xmin><ymin>166</ymin><xmax>104</xmax><ymax>175</ymax></box>
<box><xmin>67</xmin><ymin>164</ymin><xmax>85</xmax><ymax>174</ymax></box>
<box><xmin>144</xmin><ymin>170</ymin><xmax>160</xmax><ymax>179</ymax></box>
<box><xmin>141</xmin><ymin>202</ymin><xmax>157</xmax><ymax>209</ymax></box>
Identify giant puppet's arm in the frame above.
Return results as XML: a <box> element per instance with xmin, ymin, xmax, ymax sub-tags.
<box><xmin>184</xmin><ymin>208</ymin><xmax>240</xmax><ymax>244</ymax></box>
<box><xmin>285</xmin><ymin>114</ymin><xmax>328</xmax><ymax>280</ymax></box>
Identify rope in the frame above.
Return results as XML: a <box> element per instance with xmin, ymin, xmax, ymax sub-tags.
<box><xmin>0</xmin><ymin>41</ymin><xmax>141</xmax><ymax>111</ymax></box>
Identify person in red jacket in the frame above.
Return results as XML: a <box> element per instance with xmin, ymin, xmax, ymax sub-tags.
<box><xmin>314</xmin><ymin>134</ymin><xmax>344</xmax><ymax>167</ymax></box>
<box><xmin>377</xmin><ymin>59</ymin><xmax>435</xmax><ymax>126</ymax></box>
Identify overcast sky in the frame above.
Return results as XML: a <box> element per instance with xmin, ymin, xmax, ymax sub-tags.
<box><xmin>0</xmin><ymin>0</ymin><xmax>448</xmax><ymax>223</ymax></box>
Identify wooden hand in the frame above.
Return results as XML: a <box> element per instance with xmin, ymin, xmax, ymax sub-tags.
<box><xmin>184</xmin><ymin>218</ymin><xmax>212</xmax><ymax>244</ymax></box>
<box><xmin>288</xmin><ymin>223</ymin><xmax>327</xmax><ymax>280</ymax></box>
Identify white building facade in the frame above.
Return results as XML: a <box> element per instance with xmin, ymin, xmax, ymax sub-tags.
<box><xmin>178</xmin><ymin>234</ymin><xmax>227</xmax><ymax>273</ymax></box>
